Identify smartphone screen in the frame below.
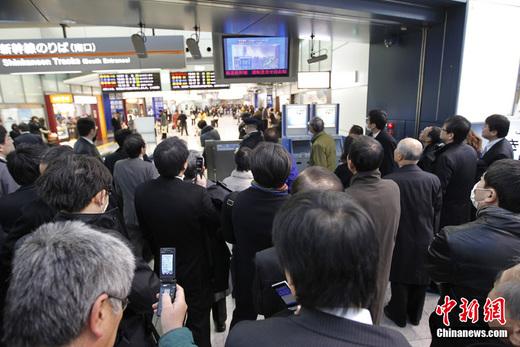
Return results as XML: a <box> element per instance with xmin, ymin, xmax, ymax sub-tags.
<box><xmin>196</xmin><ymin>157</ymin><xmax>204</xmax><ymax>173</ymax></box>
<box><xmin>160</xmin><ymin>248</ymin><xmax>176</xmax><ymax>281</ymax></box>
<box><xmin>272</xmin><ymin>281</ymin><xmax>298</xmax><ymax>310</ymax></box>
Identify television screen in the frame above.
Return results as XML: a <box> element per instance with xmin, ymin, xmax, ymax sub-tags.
<box><xmin>223</xmin><ymin>36</ymin><xmax>289</xmax><ymax>78</ymax></box>
<box><xmin>285</xmin><ymin>105</ymin><xmax>308</xmax><ymax>129</ymax></box>
<box><xmin>314</xmin><ymin>105</ymin><xmax>338</xmax><ymax>128</ymax></box>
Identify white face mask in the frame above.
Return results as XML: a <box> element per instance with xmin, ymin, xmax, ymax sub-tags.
<box><xmin>470</xmin><ymin>182</ymin><xmax>480</xmax><ymax>209</ymax></box>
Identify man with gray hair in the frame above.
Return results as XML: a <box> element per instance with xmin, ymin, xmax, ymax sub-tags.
<box><xmin>2</xmin><ymin>221</ymin><xmax>136</xmax><ymax>347</ymax></box>
<box><xmin>486</xmin><ymin>262</ymin><xmax>520</xmax><ymax>346</ymax></box>
<box><xmin>383</xmin><ymin>138</ymin><xmax>442</xmax><ymax>327</ymax></box>
<box><xmin>308</xmin><ymin>117</ymin><xmax>336</xmax><ymax>172</ymax></box>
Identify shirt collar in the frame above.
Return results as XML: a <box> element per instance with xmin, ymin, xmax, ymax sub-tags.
<box><xmin>484</xmin><ymin>138</ymin><xmax>503</xmax><ymax>152</ymax></box>
<box><xmin>81</xmin><ymin>136</ymin><xmax>94</xmax><ymax>145</ymax></box>
<box><xmin>175</xmin><ymin>175</ymin><xmax>184</xmax><ymax>181</ymax></box>
<box><xmin>371</xmin><ymin>130</ymin><xmax>380</xmax><ymax>138</ymax></box>
<box><xmin>318</xmin><ymin>307</ymin><xmax>373</xmax><ymax>325</ymax></box>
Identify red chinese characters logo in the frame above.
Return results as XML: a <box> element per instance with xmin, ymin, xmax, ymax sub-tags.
<box><xmin>435</xmin><ymin>296</ymin><xmax>457</xmax><ymax>326</ymax></box>
<box><xmin>435</xmin><ymin>296</ymin><xmax>507</xmax><ymax>326</ymax></box>
<box><xmin>483</xmin><ymin>297</ymin><xmax>506</xmax><ymax>325</ymax></box>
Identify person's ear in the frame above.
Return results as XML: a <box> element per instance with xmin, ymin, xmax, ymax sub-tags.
<box><xmin>347</xmin><ymin>158</ymin><xmax>356</xmax><ymax>173</ymax></box>
<box><xmin>88</xmin><ymin>293</ymin><xmax>110</xmax><ymax>338</ymax></box>
<box><xmin>92</xmin><ymin>190</ymin><xmax>108</xmax><ymax>208</ymax></box>
<box><xmin>483</xmin><ymin>188</ymin><xmax>498</xmax><ymax>205</ymax></box>
<box><xmin>394</xmin><ymin>150</ymin><xmax>401</xmax><ymax>163</ymax></box>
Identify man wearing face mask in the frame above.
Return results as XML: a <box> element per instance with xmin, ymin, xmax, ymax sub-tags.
<box><xmin>36</xmin><ymin>155</ymin><xmax>160</xmax><ymax>347</ymax></box>
<box><xmin>426</xmin><ymin>159</ymin><xmax>520</xmax><ymax>347</ymax></box>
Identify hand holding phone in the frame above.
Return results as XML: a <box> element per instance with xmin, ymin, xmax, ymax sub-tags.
<box><xmin>153</xmin><ymin>284</ymin><xmax>187</xmax><ymax>333</ymax></box>
<box><xmin>272</xmin><ymin>281</ymin><xmax>298</xmax><ymax>311</ymax></box>
<box><xmin>157</xmin><ymin>248</ymin><xmax>176</xmax><ymax>317</ymax></box>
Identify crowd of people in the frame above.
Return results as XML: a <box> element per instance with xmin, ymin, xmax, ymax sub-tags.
<box><xmin>0</xmin><ymin>106</ymin><xmax>519</xmax><ymax>347</ymax></box>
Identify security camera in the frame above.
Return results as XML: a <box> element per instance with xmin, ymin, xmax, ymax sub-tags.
<box><xmin>307</xmin><ymin>53</ymin><xmax>328</xmax><ymax>64</ymax></box>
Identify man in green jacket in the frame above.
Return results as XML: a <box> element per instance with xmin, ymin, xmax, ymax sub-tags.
<box><xmin>308</xmin><ymin>117</ymin><xmax>337</xmax><ymax>171</ymax></box>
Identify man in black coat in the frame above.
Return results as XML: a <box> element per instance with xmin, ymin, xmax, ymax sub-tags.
<box><xmin>73</xmin><ymin>117</ymin><xmax>101</xmax><ymax>159</ymax></box>
<box><xmin>253</xmin><ymin>167</ymin><xmax>343</xmax><ymax>318</ymax></box>
<box><xmin>383</xmin><ymin>138</ymin><xmax>442</xmax><ymax>328</ymax></box>
<box><xmin>135</xmin><ymin>137</ymin><xmax>219</xmax><ymax>347</ymax></box>
<box><xmin>476</xmin><ymin>114</ymin><xmax>514</xmax><ymax>181</ymax></box>
<box><xmin>427</xmin><ymin>159</ymin><xmax>520</xmax><ymax>347</ymax></box>
<box><xmin>104</xmin><ymin>129</ymin><xmax>132</xmax><ymax>175</ymax></box>
<box><xmin>0</xmin><ymin>144</ymin><xmax>45</xmax><ymax>234</ymax></box>
<box><xmin>417</xmin><ymin>126</ymin><xmax>444</xmax><ymax>173</ymax></box>
<box><xmin>433</xmin><ymin>115</ymin><xmax>477</xmax><ymax>228</ymax></box>
<box><xmin>366</xmin><ymin>109</ymin><xmax>397</xmax><ymax>176</ymax></box>
<box><xmin>222</xmin><ymin>142</ymin><xmax>291</xmax><ymax>328</ymax></box>
<box><xmin>226</xmin><ymin>191</ymin><xmax>410</xmax><ymax>347</ymax></box>
<box><xmin>13</xmin><ymin>123</ymin><xmax>43</xmax><ymax>147</ymax></box>
<box><xmin>240</xmin><ymin>117</ymin><xmax>264</xmax><ymax>149</ymax></box>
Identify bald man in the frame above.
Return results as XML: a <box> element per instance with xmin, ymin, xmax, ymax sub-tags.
<box><xmin>486</xmin><ymin>263</ymin><xmax>520</xmax><ymax>347</ymax></box>
<box><xmin>383</xmin><ymin>138</ymin><xmax>443</xmax><ymax>327</ymax></box>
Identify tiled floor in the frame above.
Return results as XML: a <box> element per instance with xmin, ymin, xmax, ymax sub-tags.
<box><xmin>209</xmin><ymin>287</ymin><xmax>439</xmax><ymax>347</ymax></box>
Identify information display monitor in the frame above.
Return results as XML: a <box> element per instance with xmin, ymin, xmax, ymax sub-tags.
<box><xmin>283</xmin><ymin>104</ymin><xmax>310</xmax><ymax>137</ymax></box>
<box><xmin>312</xmin><ymin>104</ymin><xmax>339</xmax><ymax>135</ymax></box>
<box><xmin>170</xmin><ymin>71</ymin><xmax>230</xmax><ymax>90</ymax></box>
<box><xmin>222</xmin><ymin>36</ymin><xmax>289</xmax><ymax>78</ymax></box>
<box><xmin>99</xmin><ymin>73</ymin><xmax>161</xmax><ymax>92</ymax></box>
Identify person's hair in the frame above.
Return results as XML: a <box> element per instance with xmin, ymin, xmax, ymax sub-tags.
<box><xmin>292</xmin><ymin>167</ymin><xmax>343</xmax><ymax>194</ymax></box>
<box><xmin>484</xmin><ymin>159</ymin><xmax>520</xmax><ymax>213</ymax></box>
<box><xmin>309</xmin><ymin>117</ymin><xmax>324</xmax><ymax>133</ymax></box>
<box><xmin>197</xmin><ymin>120</ymin><xmax>207</xmax><ymax>129</ymax></box>
<box><xmin>263</xmin><ymin>127</ymin><xmax>280</xmax><ymax>143</ymax></box>
<box><xmin>443</xmin><ymin>115</ymin><xmax>471</xmax><ymax>144</ymax></box>
<box><xmin>76</xmin><ymin>117</ymin><xmax>96</xmax><ymax>137</ymax></box>
<box><xmin>273</xmin><ymin>191</ymin><xmax>379</xmax><ymax>309</ymax></box>
<box><xmin>18</xmin><ymin>123</ymin><xmax>29</xmax><ymax>132</ymax></box>
<box><xmin>11</xmin><ymin>124</ymin><xmax>19</xmax><ymax>131</ymax></box>
<box><xmin>2</xmin><ymin>221</ymin><xmax>135</xmax><ymax>347</ymax></box>
<box><xmin>123</xmin><ymin>133</ymin><xmax>145</xmax><ymax>159</ymax></box>
<box><xmin>40</xmin><ymin>145</ymin><xmax>74</xmax><ymax>166</ymax></box>
<box><xmin>153</xmin><ymin>137</ymin><xmax>189</xmax><ymax>178</ymax></box>
<box><xmin>36</xmin><ymin>155</ymin><xmax>112</xmax><ymax>213</ymax></box>
<box><xmin>466</xmin><ymin>129</ymin><xmax>482</xmax><ymax>154</ymax></box>
<box><xmin>0</xmin><ymin>125</ymin><xmax>7</xmax><ymax>144</ymax></box>
<box><xmin>485</xmin><ymin>114</ymin><xmax>510</xmax><ymax>138</ymax></box>
<box><xmin>396</xmin><ymin>138</ymin><xmax>423</xmax><ymax>161</ymax></box>
<box><xmin>6</xmin><ymin>144</ymin><xmax>45</xmax><ymax>186</ymax></box>
<box><xmin>183</xmin><ymin>150</ymin><xmax>202</xmax><ymax>181</ymax></box>
<box><xmin>349</xmin><ymin>125</ymin><xmax>364</xmax><ymax>136</ymax></box>
<box><xmin>114</xmin><ymin>129</ymin><xmax>133</xmax><ymax>148</ymax></box>
<box><xmin>428</xmin><ymin>126</ymin><xmax>441</xmax><ymax>144</ymax></box>
<box><xmin>348</xmin><ymin>136</ymin><xmax>383</xmax><ymax>172</ymax></box>
<box><xmin>368</xmin><ymin>109</ymin><xmax>388</xmax><ymax>130</ymax></box>
<box><xmin>250</xmin><ymin>142</ymin><xmax>290</xmax><ymax>188</ymax></box>
<box><xmin>235</xmin><ymin>147</ymin><xmax>251</xmax><ymax>172</ymax></box>
<box><xmin>493</xmin><ymin>263</ymin><xmax>520</xmax><ymax>321</ymax></box>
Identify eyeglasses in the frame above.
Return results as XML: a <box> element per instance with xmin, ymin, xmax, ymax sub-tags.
<box><xmin>108</xmin><ymin>295</ymin><xmax>129</xmax><ymax>311</ymax></box>
<box><xmin>441</xmin><ymin>128</ymin><xmax>448</xmax><ymax>132</ymax></box>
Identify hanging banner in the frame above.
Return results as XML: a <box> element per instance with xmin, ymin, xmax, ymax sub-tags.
<box><xmin>0</xmin><ymin>36</ymin><xmax>186</xmax><ymax>73</ymax></box>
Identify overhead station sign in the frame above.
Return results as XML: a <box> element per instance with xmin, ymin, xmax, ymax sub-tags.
<box><xmin>99</xmin><ymin>73</ymin><xmax>162</xmax><ymax>92</ymax></box>
<box><xmin>171</xmin><ymin>71</ymin><xmax>230</xmax><ymax>90</ymax></box>
<box><xmin>0</xmin><ymin>36</ymin><xmax>186</xmax><ymax>73</ymax></box>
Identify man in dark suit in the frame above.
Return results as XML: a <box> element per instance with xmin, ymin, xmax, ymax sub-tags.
<box><xmin>135</xmin><ymin>137</ymin><xmax>219</xmax><ymax>347</ymax></box>
<box><xmin>433</xmin><ymin>115</ymin><xmax>477</xmax><ymax>228</ymax></box>
<box><xmin>417</xmin><ymin>126</ymin><xmax>443</xmax><ymax>173</ymax></box>
<box><xmin>476</xmin><ymin>114</ymin><xmax>514</xmax><ymax>180</ymax></box>
<box><xmin>73</xmin><ymin>117</ymin><xmax>101</xmax><ymax>159</ymax></box>
<box><xmin>226</xmin><ymin>191</ymin><xmax>410</xmax><ymax>347</ymax></box>
<box><xmin>253</xmin><ymin>167</ymin><xmax>343</xmax><ymax>318</ymax></box>
<box><xmin>344</xmin><ymin>136</ymin><xmax>400</xmax><ymax>324</ymax></box>
<box><xmin>0</xmin><ymin>144</ymin><xmax>45</xmax><ymax>234</ymax></box>
<box><xmin>104</xmin><ymin>129</ymin><xmax>132</xmax><ymax>175</ymax></box>
<box><xmin>427</xmin><ymin>159</ymin><xmax>520</xmax><ymax>347</ymax></box>
<box><xmin>239</xmin><ymin>118</ymin><xmax>264</xmax><ymax>149</ymax></box>
<box><xmin>13</xmin><ymin>123</ymin><xmax>43</xmax><ymax>148</ymax></box>
<box><xmin>367</xmin><ymin>109</ymin><xmax>397</xmax><ymax>176</ymax></box>
<box><xmin>383</xmin><ymin>138</ymin><xmax>442</xmax><ymax>328</ymax></box>
<box><xmin>222</xmin><ymin>142</ymin><xmax>291</xmax><ymax>328</ymax></box>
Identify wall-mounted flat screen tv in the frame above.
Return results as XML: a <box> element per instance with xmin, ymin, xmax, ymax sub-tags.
<box><xmin>222</xmin><ymin>36</ymin><xmax>289</xmax><ymax>78</ymax></box>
